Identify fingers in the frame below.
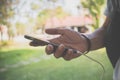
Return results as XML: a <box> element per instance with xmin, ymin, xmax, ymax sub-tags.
<box><xmin>53</xmin><ymin>44</ymin><xmax>65</xmax><ymax>58</ymax></box>
<box><xmin>30</xmin><ymin>40</ymin><xmax>48</xmax><ymax>46</ymax></box>
<box><xmin>62</xmin><ymin>49</ymin><xmax>81</xmax><ymax>60</ymax></box>
<box><xmin>45</xmin><ymin>44</ymin><xmax>81</xmax><ymax>60</ymax></box>
<box><xmin>30</xmin><ymin>41</ymin><xmax>40</xmax><ymax>46</ymax></box>
<box><xmin>62</xmin><ymin>49</ymin><xmax>72</xmax><ymax>60</ymax></box>
<box><xmin>45</xmin><ymin>28</ymin><xmax>66</xmax><ymax>35</ymax></box>
<box><xmin>45</xmin><ymin>44</ymin><xmax>65</xmax><ymax>56</ymax></box>
<box><xmin>45</xmin><ymin>44</ymin><xmax>54</xmax><ymax>55</ymax></box>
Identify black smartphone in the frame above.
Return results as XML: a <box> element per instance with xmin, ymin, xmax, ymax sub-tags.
<box><xmin>24</xmin><ymin>35</ymin><xmax>79</xmax><ymax>54</ymax></box>
<box><xmin>24</xmin><ymin>35</ymin><xmax>60</xmax><ymax>53</ymax></box>
<box><xmin>24</xmin><ymin>35</ymin><xmax>50</xmax><ymax>45</ymax></box>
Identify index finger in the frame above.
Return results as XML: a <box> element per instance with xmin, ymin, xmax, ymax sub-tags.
<box><xmin>45</xmin><ymin>28</ymin><xmax>66</xmax><ymax>35</ymax></box>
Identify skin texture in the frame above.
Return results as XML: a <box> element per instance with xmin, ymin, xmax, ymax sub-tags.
<box><xmin>30</xmin><ymin>17</ymin><xmax>111</xmax><ymax>61</ymax></box>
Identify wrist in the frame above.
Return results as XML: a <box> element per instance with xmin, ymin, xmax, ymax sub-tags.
<box><xmin>81</xmin><ymin>34</ymin><xmax>91</xmax><ymax>54</ymax></box>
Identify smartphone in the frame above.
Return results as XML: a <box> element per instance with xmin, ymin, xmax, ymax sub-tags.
<box><xmin>24</xmin><ymin>34</ymin><xmax>60</xmax><ymax>49</ymax></box>
<box><xmin>24</xmin><ymin>35</ymin><xmax>79</xmax><ymax>54</ymax></box>
<box><xmin>24</xmin><ymin>35</ymin><xmax>62</xmax><ymax>54</ymax></box>
<box><xmin>24</xmin><ymin>35</ymin><xmax>50</xmax><ymax>45</ymax></box>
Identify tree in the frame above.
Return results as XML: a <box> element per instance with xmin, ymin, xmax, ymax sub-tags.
<box><xmin>0</xmin><ymin>0</ymin><xmax>19</xmax><ymax>24</ymax></box>
<box><xmin>33</xmin><ymin>0</ymin><xmax>69</xmax><ymax>33</ymax></box>
<box><xmin>81</xmin><ymin>0</ymin><xmax>105</xmax><ymax>29</ymax></box>
<box><xmin>0</xmin><ymin>0</ymin><xmax>19</xmax><ymax>41</ymax></box>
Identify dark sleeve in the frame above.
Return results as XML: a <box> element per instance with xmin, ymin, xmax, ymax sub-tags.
<box><xmin>104</xmin><ymin>0</ymin><xmax>114</xmax><ymax>18</ymax></box>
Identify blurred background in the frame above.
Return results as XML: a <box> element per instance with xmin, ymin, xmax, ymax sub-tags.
<box><xmin>0</xmin><ymin>0</ymin><xmax>113</xmax><ymax>80</ymax></box>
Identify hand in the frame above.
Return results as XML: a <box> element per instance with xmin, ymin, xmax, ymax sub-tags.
<box><xmin>45</xmin><ymin>28</ymin><xmax>88</xmax><ymax>60</ymax></box>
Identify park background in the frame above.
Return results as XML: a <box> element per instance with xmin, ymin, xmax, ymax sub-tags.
<box><xmin>0</xmin><ymin>0</ymin><xmax>113</xmax><ymax>80</ymax></box>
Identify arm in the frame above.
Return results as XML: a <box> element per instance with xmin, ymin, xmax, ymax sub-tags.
<box><xmin>30</xmin><ymin>17</ymin><xmax>111</xmax><ymax>60</ymax></box>
<box><xmin>45</xmin><ymin>17</ymin><xmax>111</xmax><ymax>52</ymax></box>
<box><xmin>87</xmin><ymin>16</ymin><xmax>110</xmax><ymax>50</ymax></box>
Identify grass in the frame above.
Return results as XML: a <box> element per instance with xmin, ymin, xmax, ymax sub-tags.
<box><xmin>0</xmin><ymin>47</ymin><xmax>113</xmax><ymax>80</ymax></box>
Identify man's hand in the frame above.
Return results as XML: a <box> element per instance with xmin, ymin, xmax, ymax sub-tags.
<box><xmin>30</xmin><ymin>28</ymin><xmax>88</xmax><ymax>60</ymax></box>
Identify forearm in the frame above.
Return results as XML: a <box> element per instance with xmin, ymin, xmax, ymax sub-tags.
<box><xmin>86</xmin><ymin>17</ymin><xmax>110</xmax><ymax>50</ymax></box>
<box><xmin>86</xmin><ymin>27</ymin><xmax>107</xmax><ymax>50</ymax></box>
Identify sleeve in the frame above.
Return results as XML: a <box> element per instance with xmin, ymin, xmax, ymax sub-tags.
<box><xmin>104</xmin><ymin>0</ymin><xmax>114</xmax><ymax>18</ymax></box>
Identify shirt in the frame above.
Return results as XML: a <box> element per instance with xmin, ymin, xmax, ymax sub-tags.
<box><xmin>104</xmin><ymin>0</ymin><xmax>120</xmax><ymax>18</ymax></box>
<box><xmin>104</xmin><ymin>0</ymin><xmax>120</xmax><ymax>80</ymax></box>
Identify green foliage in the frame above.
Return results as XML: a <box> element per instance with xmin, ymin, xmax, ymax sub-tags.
<box><xmin>0</xmin><ymin>0</ymin><xmax>19</xmax><ymax>24</ymax></box>
<box><xmin>81</xmin><ymin>0</ymin><xmax>105</xmax><ymax>28</ymax></box>
<box><xmin>55</xmin><ymin>6</ymin><xmax>70</xmax><ymax>18</ymax></box>
<box><xmin>0</xmin><ymin>0</ymin><xmax>70</xmax><ymax>36</ymax></box>
<box><xmin>0</xmin><ymin>41</ymin><xmax>9</xmax><ymax>47</ymax></box>
<box><xmin>35</xmin><ymin>6</ymin><xmax>69</xmax><ymax>31</ymax></box>
<box><xmin>0</xmin><ymin>0</ymin><xmax>19</xmax><ymax>40</ymax></box>
<box><xmin>0</xmin><ymin>41</ymin><xmax>13</xmax><ymax>48</ymax></box>
<box><xmin>37</xmin><ymin>6</ymin><xmax>69</xmax><ymax>23</ymax></box>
